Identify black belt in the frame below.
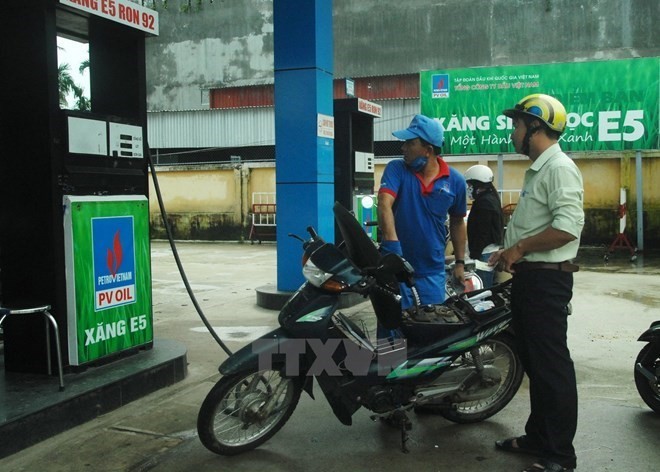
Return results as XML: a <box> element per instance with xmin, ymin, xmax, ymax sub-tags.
<box><xmin>512</xmin><ymin>261</ymin><xmax>579</xmax><ymax>273</ymax></box>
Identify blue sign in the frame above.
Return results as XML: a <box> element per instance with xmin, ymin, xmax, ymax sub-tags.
<box><xmin>432</xmin><ymin>73</ymin><xmax>450</xmax><ymax>98</ymax></box>
<box><xmin>92</xmin><ymin>216</ymin><xmax>136</xmax><ymax>311</ymax></box>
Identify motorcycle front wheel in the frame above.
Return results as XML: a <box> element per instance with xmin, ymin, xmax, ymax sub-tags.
<box><xmin>439</xmin><ymin>332</ymin><xmax>524</xmax><ymax>424</ymax></box>
<box><xmin>634</xmin><ymin>342</ymin><xmax>660</xmax><ymax>413</ymax></box>
<box><xmin>197</xmin><ymin>368</ymin><xmax>303</xmax><ymax>455</ymax></box>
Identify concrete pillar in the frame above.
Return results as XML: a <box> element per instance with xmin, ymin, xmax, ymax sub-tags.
<box><xmin>273</xmin><ymin>0</ymin><xmax>334</xmax><ymax>291</ymax></box>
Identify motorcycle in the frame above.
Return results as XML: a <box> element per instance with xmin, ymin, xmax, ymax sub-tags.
<box><xmin>634</xmin><ymin>321</ymin><xmax>660</xmax><ymax>413</ymax></box>
<box><xmin>196</xmin><ymin>202</ymin><xmax>523</xmax><ymax>455</ymax></box>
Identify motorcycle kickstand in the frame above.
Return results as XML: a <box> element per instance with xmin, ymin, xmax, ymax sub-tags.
<box><xmin>372</xmin><ymin>409</ymin><xmax>413</xmax><ymax>453</ymax></box>
<box><xmin>401</xmin><ymin>423</ymin><xmax>410</xmax><ymax>454</ymax></box>
<box><xmin>392</xmin><ymin>410</ymin><xmax>413</xmax><ymax>453</ymax></box>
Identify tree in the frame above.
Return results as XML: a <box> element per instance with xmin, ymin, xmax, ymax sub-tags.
<box><xmin>75</xmin><ymin>60</ymin><xmax>91</xmax><ymax>111</ymax></box>
<box><xmin>72</xmin><ymin>84</ymin><xmax>91</xmax><ymax>111</ymax></box>
<box><xmin>79</xmin><ymin>60</ymin><xmax>89</xmax><ymax>75</ymax></box>
<box><xmin>58</xmin><ymin>60</ymin><xmax>91</xmax><ymax>111</ymax></box>
<box><xmin>58</xmin><ymin>63</ymin><xmax>76</xmax><ymax>108</ymax></box>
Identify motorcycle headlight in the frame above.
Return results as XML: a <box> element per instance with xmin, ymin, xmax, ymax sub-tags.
<box><xmin>302</xmin><ymin>259</ymin><xmax>347</xmax><ymax>292</ymax></box>
<box><xmin>302</xmin><ymin>259</ymin><xmax>332</xmax><ymax>287</ymax></box>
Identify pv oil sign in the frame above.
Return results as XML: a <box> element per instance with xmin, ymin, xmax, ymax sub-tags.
<box><xmin>64</xmin><ymin>196</ymin><xmax>153</xmax><ymax>365</ymax></box>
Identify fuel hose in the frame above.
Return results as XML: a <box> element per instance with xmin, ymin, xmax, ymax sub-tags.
<box><xmin>147</xmin><ymin>151</ymin><xmax>233</xmax><ymax>356</ymax></box>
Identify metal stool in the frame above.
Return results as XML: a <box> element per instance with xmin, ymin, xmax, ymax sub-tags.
<box><xmin>0</xmin><ymin>305</ymin><xmax>65</xmax><ymax>391</ymax></box>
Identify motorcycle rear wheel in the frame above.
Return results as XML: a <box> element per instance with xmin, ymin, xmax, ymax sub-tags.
<box><xmin>439</xmin><ymin>332</ymin><xmax>523</xmax><ymax>424</ymax></box>
<box><xmin>634</xmin><ymin>342</ymin><xmax>660</xmax><ymax>413</ymax></box>
<box><xmin>197</xmin><ymin>368</ymin><xmax>302</xmax><ymax>455</ymax></box>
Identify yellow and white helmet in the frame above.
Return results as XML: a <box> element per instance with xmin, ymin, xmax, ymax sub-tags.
<box><xmin>503</xmin><ymin>94</ymin><xmax>567</xmax><ymax>134</ymax></box>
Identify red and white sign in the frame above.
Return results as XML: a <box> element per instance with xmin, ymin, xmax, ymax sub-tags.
<box><xmin>97</xmin><ymin>284</ymin><xmax>136</xmax><ymax>310</ymax></box>
<box><xmin>357</xmin><ymin>98</ymin><xmax>382</xmax><ymax>117</ymax></box>
<box><xmin>60</xmin><ymin>0</ymin><xmax>159</xmax><ymax>36</ymax></box>
<box><xmin>317</xmin><ymin>113</ymin><xmax>335</xmax><ymax>139</ymax></box>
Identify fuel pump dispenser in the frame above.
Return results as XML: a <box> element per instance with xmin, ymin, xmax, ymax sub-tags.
<box><xmin>0</xmin><ymin>1</ymin><xmax>158</xmax><ymax>374</ymax></box>
<box><xmin>333</xmin><ymin>98</ymin><xmax>382</xmax><ymax>242</ymax></box>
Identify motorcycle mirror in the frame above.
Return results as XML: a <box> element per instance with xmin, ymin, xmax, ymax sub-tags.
<box><xmin>288</xmin><ymin>233</ymin><xmax>305</xmax><ymax>242</ymax></box>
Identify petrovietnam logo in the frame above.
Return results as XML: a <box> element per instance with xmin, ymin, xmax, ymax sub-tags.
<box><xmin>92</xmin><ymin>216</ymin><xmax>137</xmax><ymax>311</ymax></box>
<box><xmin>432</xmin><ymin>73</ymin><xmax>449</xmax><ymax>99</ymax></box>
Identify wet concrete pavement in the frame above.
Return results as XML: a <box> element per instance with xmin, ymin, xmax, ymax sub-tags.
<box><xmin>1</xmin><ymin>242</ymin><xmax>659</xmax><ymax>471</ymax></box>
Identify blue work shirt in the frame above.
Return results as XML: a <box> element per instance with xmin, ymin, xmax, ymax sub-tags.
<box><xmin>379</xmin><ymin>157</ymin><xmax>467</xmax><ymax>276</ymax></box>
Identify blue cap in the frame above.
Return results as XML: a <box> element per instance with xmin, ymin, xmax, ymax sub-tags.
<box><xmin>392</xmin><ymin>114</ymin><xmax>445</xmax><ymax>147</ymax></box>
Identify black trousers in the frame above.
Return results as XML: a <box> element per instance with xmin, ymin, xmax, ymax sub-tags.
<box><xmin>511</xmin><ymin>270</ymin><xmax>578</xmax><ymax>469</ymax></box>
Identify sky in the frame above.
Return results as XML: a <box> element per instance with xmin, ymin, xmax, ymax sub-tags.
<box><xmin>57</xmin><ymin>36</ymin><xmax>91</xmax><ymax>108</ymax></box>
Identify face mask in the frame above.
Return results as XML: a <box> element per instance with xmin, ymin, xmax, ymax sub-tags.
<box><xmin>407</xmin><ymin>156</ymin><xmax>427</xmax><ymax>173</ymax></box>
<box><xmin>467</xmin><ymin>184</ymin><xmax>474</xmax><ymax>201</ymax></box>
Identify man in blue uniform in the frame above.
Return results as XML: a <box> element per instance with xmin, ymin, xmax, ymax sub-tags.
<box><xmin>378</xmin><ymin>114</ymin><xmax>467</xmax><ymax>319</ymax></box>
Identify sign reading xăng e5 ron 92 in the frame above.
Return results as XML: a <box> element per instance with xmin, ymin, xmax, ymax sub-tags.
<box><xmin>420</xmin><ymin>58</ymin><xmax>659</xmax><ymax>155</ymax></box>
<box><xmin>59</xmin><ymin>0</ymin><xmax>159</xmax><ymax>36</ymax></box>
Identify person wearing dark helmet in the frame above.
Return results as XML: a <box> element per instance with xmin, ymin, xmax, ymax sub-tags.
<box><xmin>378</xmin><ymin>114</ymin><xmax>467</xmax><ymax>329</ymax></box>
<box><xmin>463</xmin><ymin>164</ymin><xmax>504</xmax><ymax>288</ymax></box>
<box><xmin>490</xmin><ymin>94</ymin><xmax>584</xmax><ymax>472</ymax></box>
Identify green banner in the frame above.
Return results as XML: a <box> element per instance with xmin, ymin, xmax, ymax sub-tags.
<box><xmin>420</xmin><ymin>58</ymin><xmax>659</xmax><ymax>154</ymax></box>
<box><xmin>64</xmin><ymin>196</ymin><xmax>153</xmax><ymax>365</ymax></box>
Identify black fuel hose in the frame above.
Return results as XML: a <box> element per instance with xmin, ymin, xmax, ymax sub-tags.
<box><xmin>147</xmin><ymin>151</ymin><xmax>233</xmax><ymax>356</ymax></box>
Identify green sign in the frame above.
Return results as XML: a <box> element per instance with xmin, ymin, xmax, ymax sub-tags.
<box><xmin>64</xmin><ymin>196</ymin><xmax>153</xmax><ymax>365</ymax></box>
<box><xmin>420</xmin><ymin>58</ymin><xmax>659</xmax><ymax>154</ymax></box>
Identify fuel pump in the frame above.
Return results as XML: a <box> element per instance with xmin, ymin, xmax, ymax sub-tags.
<box><xmin>0</xmin><ymin>0</ymin><xmax>158</xmax><ymax>374</ymax></box>
<box><xmin>333</xmin><ymin>97</ymin><xmax>382</xmax><ymax>242</ymax></box>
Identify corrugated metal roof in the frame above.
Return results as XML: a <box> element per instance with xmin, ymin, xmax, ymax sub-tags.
<box><xmin>147</xmin><ymin>99</ymin><xmax>420</xmax><ymax>148</ymax></box>
<box><xmin>373</xmin><ymin>98</ymin><xmax>420</xmax><ymax>141</ymax></box>
<box><xmin>334</xmin><ymin>75</ymin><xmax>419</xmax><ymax>100</ymax></box>
<box><xmin>147</xmin><ymin>107</ymin><xmax>276</xmax><ymax>148</ymax></box>
<box><xmin>210</xmin><ymin>85</ymin><xmax>275</xmax><ymax>108</ymax></box>
<box><xmin>207</xmin><ymin>75</ymin><xmax>419</xmax><ymax>109</ymax></box>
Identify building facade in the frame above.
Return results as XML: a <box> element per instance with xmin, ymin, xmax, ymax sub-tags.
<box><xmin>143</xmin><ymin>0</ymin><xmax>660</xmax><ymax>247</ymax></box>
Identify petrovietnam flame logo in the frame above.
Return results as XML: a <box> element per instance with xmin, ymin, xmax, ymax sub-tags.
<box><xmin>106</xmin><ymin>230</ymin><xmax>123</xmax><ymax>276</ymax></box>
